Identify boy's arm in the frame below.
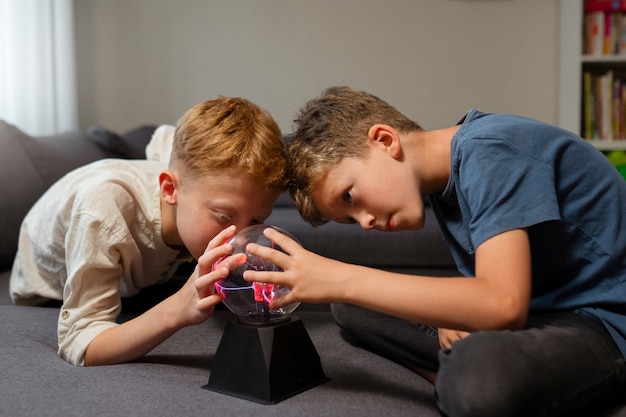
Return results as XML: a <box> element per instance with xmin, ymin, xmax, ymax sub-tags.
<box><xmin>83</xmin><ymin>229</ymin><xmax>237</xmax><ymax>366</ymax></box>
<box><xmin>83</xmin><ymin>264</ymin><xmax>221</xmax><ymax>366</ymax></box>
<box><xmin>245</xmin><ymin>227</ymin><xmax>532</xmax><ymax>332</ymax></box>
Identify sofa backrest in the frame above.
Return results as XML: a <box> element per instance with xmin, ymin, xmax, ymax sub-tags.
<box><xmin>0</xmin><ymin>121</ymin><xmax>156</xmax><ymax>270</ymax></box>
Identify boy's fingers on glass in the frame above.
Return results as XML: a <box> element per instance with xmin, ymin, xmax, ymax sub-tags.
<box><xmin>211</xmin><ymin>252</ymin><xmax>246</xmax><ymax>272</ymax></box>
<box><xmin>246</xmin><ymin>242</ymin><xmax>283</xmax><ymax>262</ymax></box>
<box><xmin>205</xmin><ymin>225</ymin><xmax>237</xmax><ymax>253</ymax></box>
<box><xmin>243</xmin><ymin>269</ymin><xmax>265</xmax><ymax>283</ymax></box>
<box><xmin>263</xmin><ymin>227</ymin><xmax>301</xmax><ymax>253</ymax></box>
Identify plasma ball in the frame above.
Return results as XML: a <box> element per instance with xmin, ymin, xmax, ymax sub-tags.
<box><xmin>213</xmin><ymin>224</ymin><xmax>300</xmax><ymax>324</ymax></box>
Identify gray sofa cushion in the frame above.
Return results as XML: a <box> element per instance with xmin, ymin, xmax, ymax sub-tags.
<box><xmin>267</xmin><ymin>206</ymin><xmax>455</xmax><ymax>271</ymax></box>
<box><xmin>86</xmin><ymin>125</ymin><xmax>156</xmax><ymax>159</ymax></box>
<box><xmin>0</xmin><ymin>121</ymin><xmax>157</xmax><ymax>270</ymax></box>
<box><xmin>0</xmin><ymin>121</ymin><xmax>116</xmax><ymax>269</ymax></box>
<box><xmin>274</xmin><ymin>190</ymin><xmax>296</xmax><ymax>208</ymax></box>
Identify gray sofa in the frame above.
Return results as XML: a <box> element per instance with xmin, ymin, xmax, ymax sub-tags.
<box><xmin>1</xmin><ymin>120</ymin><xmax>624</xmax><ymax>417</ymax></box>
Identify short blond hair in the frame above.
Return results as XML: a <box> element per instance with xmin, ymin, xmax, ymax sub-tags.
<box><xmin>171</xmin><ymin>97</ymin><xmax>288</xmax><ymax>192</ymax></box>
<box><xmin>289</xmin><ymin>86</ymin><xmax>422</xmax><ymax>225</ymax></box>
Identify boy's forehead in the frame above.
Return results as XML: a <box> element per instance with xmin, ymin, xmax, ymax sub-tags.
<box><xmin>310</xmin><ymin>166</ymin><xmax>344</xmax><ymax>210</ymax></box>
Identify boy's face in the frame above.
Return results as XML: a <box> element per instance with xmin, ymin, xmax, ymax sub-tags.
<box><xmin>311</xmin><ymin>146</ymin><xmax>426</xmax><ymax>232</ymax></box>
<box><xmin>165</xmin><ymin>170</ymin><xmax>279</xmax><ymax>259</ymax></box>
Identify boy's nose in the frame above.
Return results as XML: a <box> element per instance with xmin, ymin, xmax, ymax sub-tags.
<box><xmin>356</xmin><ymin>212</ymin><xmax>376</xmax><ymax>231</ymax></box>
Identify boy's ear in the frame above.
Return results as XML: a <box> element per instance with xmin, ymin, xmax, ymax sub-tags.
<box><xmin>367</xmin><ymin>124</ymin><xmax>402</xmax><ymax>158</ymax></box>
<box><xmin>159</xmin><ymin>170</ymin><xmax>179</xmax><ymax>205</ymax></box>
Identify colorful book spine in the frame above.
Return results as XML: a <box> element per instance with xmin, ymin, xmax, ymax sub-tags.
<box><xmin>582</xmin><ymin>70</ymin><xmax>626</xmax><ymax>140</ymax></box>
<box><xmin>584</xmin><ymin>71</ymin><xmax>594</xmax><ymax>139</ymax></box>
<box><xmin>586</xmin><ymin>11</ymin><xmax>605</xmax><ymax>54</ymax></box>
<box><xmin>583</xmin><ymin>1</ymin><xmax>626</xmax><ymax>55</ymax></box>
<box><xmin>585</xmin><ymin>0</ymin><xmax>626</xmax><ymax>12</ymax></box>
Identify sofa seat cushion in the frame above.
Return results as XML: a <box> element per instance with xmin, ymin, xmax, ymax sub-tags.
<box><xmin>0</xmin><ymin>296</ymin><xmax>441</xmax><ymax>416</ymax></box>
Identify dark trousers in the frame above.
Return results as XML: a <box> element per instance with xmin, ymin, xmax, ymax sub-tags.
<box><xmin>331</xmin><ymin>303</ymin><xmax>626</xmax><ymax>417</ymax></box>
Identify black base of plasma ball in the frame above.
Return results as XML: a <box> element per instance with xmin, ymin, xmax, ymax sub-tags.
<box><xmin>203</xmin><ymin>315</ymin><xmax>329</xmax><ymax>404</ymax></box>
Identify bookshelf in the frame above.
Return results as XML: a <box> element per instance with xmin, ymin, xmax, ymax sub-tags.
<box><xmin>559</xmin><ymin>0</ymin><xmax>626</xmax><ymax>151</ymax></box>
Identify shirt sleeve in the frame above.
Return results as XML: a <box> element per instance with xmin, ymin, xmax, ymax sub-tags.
<box><xmin>57</xmin><ymin>201</ymin><xmax>140</xmax><ymax>366</ymax></box>
<box><xmin>145</xmin><ymin>124</ymin><xmax>175</xmax><ymax>163</ymax></box>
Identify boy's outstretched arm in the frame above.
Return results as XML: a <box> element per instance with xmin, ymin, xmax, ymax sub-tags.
<box><xmin>244</xmin><ymin>227</ymin><xmax>532</xmax><ymax>333</ymax></box>
<box><xmin>83</xmin><ymin>227</ymin><xmax>238</xmax><ymax>366</ymax></box>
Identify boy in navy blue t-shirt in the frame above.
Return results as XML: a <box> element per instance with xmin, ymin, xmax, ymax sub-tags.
<box><xmin>245</xmin><ymin>86</ymin><xmax>626</xmax><ymax>417</ymax></box>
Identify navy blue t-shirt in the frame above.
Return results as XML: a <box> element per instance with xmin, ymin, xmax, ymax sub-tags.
<box><xmin>430</xmin><ymin>109</ymin><xmax>626</xmax><ymax>355</ymax></box>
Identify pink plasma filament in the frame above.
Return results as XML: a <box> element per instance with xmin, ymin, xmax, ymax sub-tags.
<box><xmin>253</xmin><ymin>282</ymin><xmax>275</xmax><ymax>303</ymax></box>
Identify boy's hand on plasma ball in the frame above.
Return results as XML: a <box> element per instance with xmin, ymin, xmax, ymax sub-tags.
<box><xmin>243</xmin><ymin>226</ymin><xmax>347</xmax><ymax>308</ymax></box>
<box><xmin>180</xmin><ymin>226</ymin><xmax>244</xmax><ymax>322</ymax></box>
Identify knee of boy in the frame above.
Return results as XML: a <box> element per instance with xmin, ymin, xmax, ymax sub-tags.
<box><xmin>330</xmin><ymin>303</ymin><xmax>361</xmax><ymax>331</ymax></box>
<box><xmin>330</xmin><ymin>303</ymin><xmax>387</xmax><ymax>335</ymax></box>
<box><xmin>435</xmin><ymin>333</ymin><xmax>530</xmax><ymax>417</ymax></box>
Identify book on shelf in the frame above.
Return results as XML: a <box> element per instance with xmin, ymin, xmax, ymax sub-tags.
<box><xmin>584</xmin><ymin>2</ymin><xmax>626</xmax><ymax>54</ymax></box>
<box><xmin>585</xmin><ymin>1</ymin><xmax>626</xmax><ymax>13</ymax></box>
<box><xmin>582</xmin><ymin>70</ymin><xmax>626</xmax><ymax>140</ymax></box>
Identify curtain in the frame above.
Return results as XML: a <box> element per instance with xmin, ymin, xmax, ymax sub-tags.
<box><xmin>0</xmin><ymin>0</ymin><xmax>78</xmax><ymax>136</ymax></box>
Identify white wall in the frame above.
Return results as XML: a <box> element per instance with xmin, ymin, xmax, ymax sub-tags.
<box><xmin>75</xmin><ymin>0</ymin><xmax>559</xmax><ymax>134</ymax></box>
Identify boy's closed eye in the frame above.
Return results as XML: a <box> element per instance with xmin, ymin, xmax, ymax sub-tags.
<box><xmin>213</xmin><ymin>210</ymin><xmax>234</xmax><ymax>225</ymax></box>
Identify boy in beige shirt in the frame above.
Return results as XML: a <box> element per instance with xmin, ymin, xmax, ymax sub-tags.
<box><xmin>10</xmin><ymin>97</ymin><xmax>288</xmax><ymax>366</ymax></box>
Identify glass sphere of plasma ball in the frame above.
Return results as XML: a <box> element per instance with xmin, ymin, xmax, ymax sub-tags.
<box><xmin>213</xmin><ymin>225</ymin><xmax>300</xmax><ymax>325</ymax></box>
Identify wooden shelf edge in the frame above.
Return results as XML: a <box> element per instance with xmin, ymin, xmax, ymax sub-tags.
<box><xmin>586</xmin><ymin>140</ymin><xmax>626</xmax><ymax>150</ymax></box>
